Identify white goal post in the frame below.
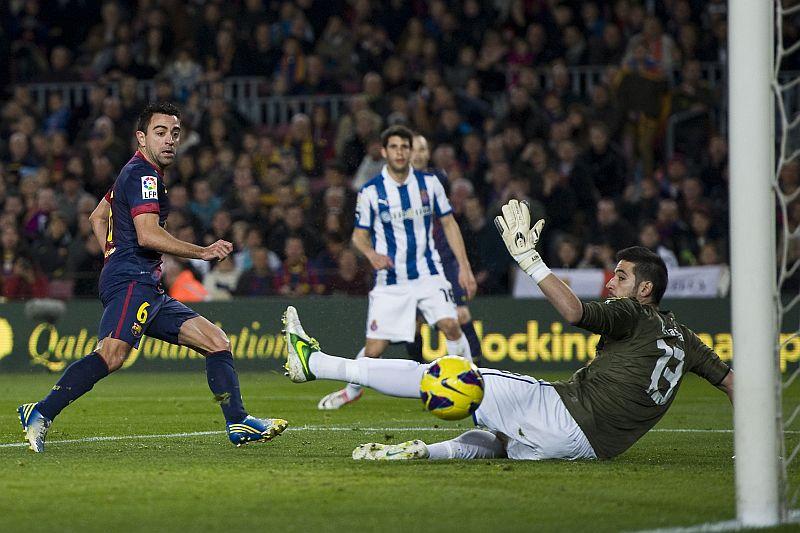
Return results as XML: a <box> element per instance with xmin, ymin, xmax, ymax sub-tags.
<box><xmin>729</xmin><ymin>0</ymin><xmax>784</xmax><ymax>526</ymax></box>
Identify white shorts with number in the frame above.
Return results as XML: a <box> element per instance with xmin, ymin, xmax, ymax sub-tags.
<box><xmin>474</xmin><ymin>369</ymin><xmax>597</xmax><ymax>461</ymax></box>
<box><xmin>366</xmin><ymin>275</ymin><xmax>458</xmax><ymax>343</ymax></box>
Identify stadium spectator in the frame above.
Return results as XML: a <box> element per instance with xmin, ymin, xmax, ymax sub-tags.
<box><xmin>188</xmin><ymin>179</ymin><xmax>221</xmax><ymax>232</ymax></box>
<box><xmin>622</xmin><ymin>176</ymin><xmax>661</xmax><ymax>226</ymax></box>
<box><xmin>193</xmin><ymin>3</ymin><xmax>221</xmax><ymax>64</ymax></box>
<box><xmin>229</xmin><ymin>184</ymin><xmax>266</xmax><ymax>227</ymax></box>
<box><xmin>3</xmin><ymin>256</ymin><xmax>48</xmax><ymax>300</ymax></box>
<box><xmin>267</xmin><ymin>204</ymin><xmax>323</xmax><ymax>260</ymax></box>
<box><xmin>655</xmin><ymin>198</ymin><xmax>691</xmax><ymax>255</ymax></box>
<box><xmin>677</xmin><ymin>177</ymin><xmax>708</xmax><ymax>220</ymax></box>
<box><xmin>284</xmin><ymin>113</ymin><xmax>322</xmax><ymax>177</ymax></box>
<box><xmin>66</xmin><ymin>217</ymin><xmax>104</xmax><ymax>298</ymax></box>
<box><xmin>588</xmin><ymin>198</ymin><xmax>637</xmax><ymax>252</ymax></box>
<box><xmin>30</xmin><ymin>211</ymin><xmax>72</xmax><ymax>280</ymax></box>
<box><xmin>274</xmin><ymin>37</ymin><xmax>307</xmax><ymax>95</ymax></box>
<box><xmin>340</xmin><ymin>109</ymin><xmax>381</xmax><ymax>175</ymax></box>
<box><xmin>312</xmin><ymin>232</ymin><xmax>347</xmax><ymax>286</ymax></box>
<box><xmin>241</xmin><ymin>21</ymin><xmax>279</xmax><ymax>77</ymax></box>
<box><xmin>662</xmin><ymin>154</ymin><xmax>688</xmax><ymax>198</ymax></box>
<box><xmin>172</xmin><ymin>225</ymin><xmax>209</xmax><ymax>280</ymax></box>
<box><xmin>90</xmin><ymin>115</ymin><xmax>128</xmax><ymax>169</ymax></box>
<box><xmin>24</xmin><ymin>187</ymin><xmax>57</xmax><ymax>240</ymax></box>
<box><xmin>572</xmin><ymin>122</ymin><xmax>628</xmax><ymax>199</ymax></box>
<box><xmin>47</xmin><ymin>131</ymin><xmax>72</xmax><ymax>184</ymax></box>
<box><xmin>315</xmin><ymin>16</ymin><xmax>356</xmax><ymax>81</ymax></box>
<box><xmin>638</xmin><ymin>221</ymin><xmax>679</xmax><ymax>269</ymax></box>
<box><xmin>326</xmin><ymin>247</ymin><xmax>370</xmax><ymax>296</ymax></box>
<box><xmin>310</xmin><ymin>105</ymin><xmax>337</xmax><ymax>162</ymax></box>
<box><xmin>205</xmin><ymin>210</ymin><xmax>234</xmax><ymax>248</ymax></box>
<box><xmin>86</xmin><ymin>154</ymin><xmax>115</xmax><ymax>199</ymax></box>
<box><xmin>625</xmin><ymin>16</ymin><xmax>678</xmax><ymax>72</ymax></box>
<box><xmin>616</xmin><ymin>41</ymin><xmax>670</xmax><ymax>178</ymax></box>
<box><xmin>235</xmin><ymin>246</ymin><xmax>275</xmax><ymax>297</ymax></box>
<box><xmin>485</xmin><ymin>160</ymin><xmax>513</xmax><ymax>214</ymax></box>
<box><xmin>679</xmin><ymin>205</ymin><xmax>725</xmax><ymax>266</ymax></box>
<box><xmin>161</xmin><ymin>47</ymin><xmax>203</xmax><ymax>103</ymax></box>
<box><xmin>203</xmin><ymin>256</ymin><xmax>242</xmax><ymax>301</ymax></box>
<box><xmin>460</xmin><ymin>132</ymin><xmax>489</xmax><ymax>197</ymax></box>
<box><xmin>273</xmin><ymin>236</ymin><xmax>324</xmax><ymax>297</ymax></box>
<box><xmin>700</xmin><ymin>134</ymin><xmax>729</xmax><ymax>204</ymax></box>
<box><xmin>4</xmin><ymin>132</ymin><xmax>40</xmax><ymax>184</ymax></box>
<box><xmin>43</xmin><ymin>92</ymin><xmax>70</xmax><ymax>135</ymax></box>
<box><xmin>233</xmin><ymin>225</ymin><xmax>270</xmax><ymax>272</ymax></box>
<box><xmin>460</xmin><ymin>196</ymin><xmax>512</xmax><ymax>294</ymax></box>
<box><xmin>552</xmin><ymin>235</ymin><xmax>583</xmax><ymax>269</ymax></box>
<box><xmin>540</xmin><ymin>167</ymin><xmax>579</xmax><ymax>236</ymax></box>
<box><xmin>698</xmin><ymin>241</ymin><xmax>726</xmax><ymax>266</ymax></box>
<box><xmin>669</xmin><ymin>60</ymin><xmax>716</xmax><ymax>161</ymax></box>
<box><xmin>163</xmin><ymin>256</ymin><xmax>208</xmax><ymax>303</ymax></box>
<box><xmin>311</xmin><ymin>161</ymin><xmax>356</xmax><ymax>228</ymax></box>
<box><xmin>352</xmin><ymin>136</ymin><xmax>384</xmax><ymax>191</ymax></box>
<box><xmin>205</xmin><ymin>28</ymin><xmax>245</xmax><ymax>80</ymax></box>
<box><xmin>40</xmin><ymin>45</ymin><xmax>79</xmax><ymax>83</ymax></box>
<box><xmin>1</xmin><ymin>226</ymin><xmax>27</xmax><ymax>281</ymax></box>
<box><xmin>580</xmin><ymin>242</ymin><xmax>618</xmax><ymax>273</ymax></box>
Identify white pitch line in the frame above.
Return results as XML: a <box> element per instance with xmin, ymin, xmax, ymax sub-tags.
<box><xmin>3</xmin><ymin>426</ymin><xmax>797</xmax><ymax>449</ymax></box>
<box><xmin>0</xmin><ymin>426</ymin><xmax>460</xmax><ymax>448</ymax></box>
<box><xmin>631</xmin><ymin>509</ymin><xmax>800</xmax><ymax>533</ymax></box>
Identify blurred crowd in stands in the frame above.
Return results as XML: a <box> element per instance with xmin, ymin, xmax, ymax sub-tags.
<box><xmin>0</xmin><ymin>0</ymin><xmax>753</xmax><ymax>301</ymax></box>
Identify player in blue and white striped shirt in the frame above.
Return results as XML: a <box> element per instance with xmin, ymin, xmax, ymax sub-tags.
<box><xmin>405</xmin><ymin>134</ymin><xmax>483</xmax><ymax>363</ymax></box>
<box><xmin>317</xmin><ymin>125</ymin><xmax>477</xmax><ymax>410</ymax></box>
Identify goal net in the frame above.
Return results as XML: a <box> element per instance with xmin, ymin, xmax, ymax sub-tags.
<box><xmin>774</xmin><ymin>0</ymin><xmax>800</xmax><ymax>521</ymax></box>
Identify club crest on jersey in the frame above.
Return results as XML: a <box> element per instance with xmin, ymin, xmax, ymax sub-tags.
<box><xmin>131</xmin><ymin>322</ymin><xmax>143</xmax><ymax>337</ymax></box>
<box><xmin>380</xmin><ymin>210</ymin><xmax>391</xmax><ymax>223</ymax></box>
<box><xmin>141</xmin><ymin>176</ymin><xmax>158</xmax><ymax>200</ymax></box>
<box><xmin>370</xmin><ymin>319</ymin><xmax>378</xmax><ymax>331</ymax></box>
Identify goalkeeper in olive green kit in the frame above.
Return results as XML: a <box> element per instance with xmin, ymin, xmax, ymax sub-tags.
<box><xmin>284</xmin><ymin>199</ymin><xmax>734</xmax><ymax>460</ymax></box>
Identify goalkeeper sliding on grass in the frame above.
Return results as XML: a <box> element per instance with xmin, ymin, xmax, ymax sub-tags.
<box><xmin>283</xmin><ymin>199</ymin><xmax>734</xmax><ymax>461</ymax></box>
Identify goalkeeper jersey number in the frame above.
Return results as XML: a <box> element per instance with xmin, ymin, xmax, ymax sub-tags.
<box><xmin>552</xmin><ymin>297</ymin><xmax>730</xmax><ymax>459</ymax></box>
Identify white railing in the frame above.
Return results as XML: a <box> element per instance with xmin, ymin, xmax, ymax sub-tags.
<box><xmin>25</xmin><ymin>76</ymin><xmax>354</xmax><ymax>126</ymax></box>
<box><xmin>21</xmin><ymin>65</ymin><xmax>798</xmax><ymax>129</ymax></box>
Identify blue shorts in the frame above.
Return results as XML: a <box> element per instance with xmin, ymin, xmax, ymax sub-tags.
<box><xmin>98</xmin><ymin>280</ymin><xmax>198</xmax><ymax>348</ymax></box>
<box><xmin>441</xmin><ymin>259</ymin><xmax>467</xmax><ymax>307</ymax></box>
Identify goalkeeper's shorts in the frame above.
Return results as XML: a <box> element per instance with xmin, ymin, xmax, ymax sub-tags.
<box><xmin>474</xmin><ymin>371</ymin><xmax>597</xmax><ymax>461</ymax></box>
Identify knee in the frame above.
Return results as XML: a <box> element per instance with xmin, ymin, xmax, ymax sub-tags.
<box><xmin>97</xmin><ymin>345</ymin><xmax>129</xmax><ymax>373</ymax></box>
<box><xmin>364</xmin><ymin>347</ymin><xmax>383</xmax><ymax>358</ymax></box>
<box><xmin>457</xmin><ymin>307</ymin><xmax>471</xmax><ymax>325</ymax></box>
<box><xmin>364</xmin><ymin>341</ymin><xmax>385</xmax><ymax>358</ymax></box>
<box><xmin>203</xmin><ymin>327</ymin><xmax>230</xmax><ymax>354</ymax></box>
<box><xmin>439</xmin><ymin>319</ymin><xmax>461</xmax><ymax>340</ymax></box>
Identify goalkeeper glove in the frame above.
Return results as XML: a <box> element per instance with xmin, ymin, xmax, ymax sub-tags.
<box><xmin>494</xmin><ymin>199</ymin><xmax>551</xmax><ymax>283</ymax></box>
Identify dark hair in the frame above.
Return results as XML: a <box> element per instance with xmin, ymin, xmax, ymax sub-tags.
<box><xmin>588</xmin><ymin>121</ymin><xmax>609</xmax><ymax>135</ymax></box>
<box><xmin>136</xmin><ymin>102</ymin><xmax>181</xmax><ymax>133</ymax></box>
<box><xmin>616</xmin><ymin>246</ymin><xmax>668</xmax><ymax>304</ymax></box>
<box><xmin>325</xmin><ymin>160</ymin><xmax>347</xmax><ymax>174</ymax></box>
<box><xmin>380</xmin><ymin>125</ymin><xmax>414</xmax><ymax>148</ymax></box>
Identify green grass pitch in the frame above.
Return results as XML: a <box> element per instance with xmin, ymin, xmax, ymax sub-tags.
<box><xmin>0</xmin><ymin>371</ymin><xmax>797</xmax><ymax>532</ymax></box>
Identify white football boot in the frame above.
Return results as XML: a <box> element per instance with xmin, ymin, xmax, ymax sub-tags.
<box><xmin>282</xmin><ymin>305</ymin><xmax>320</xmax><ymax>383</ymax></box>
<box><xmin>317</xmin><ymin>387</ymin><xmax>363</xmax><ymax>410</ymax></box>
<box><xmin>352</xmin><ymin>440</ymin><xmax>430</xmax><ymax>460</ymax></box>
